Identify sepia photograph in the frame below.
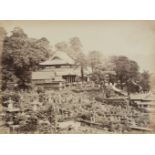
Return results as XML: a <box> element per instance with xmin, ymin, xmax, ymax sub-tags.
<box><xmin>0</xmin><ymin>20</ymin><xmax>155</xmax><ymax>134</ymax></box>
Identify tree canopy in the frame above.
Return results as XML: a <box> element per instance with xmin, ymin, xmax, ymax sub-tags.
<box><xmin>2</xmin><ymin>27</ymin><xmax>50</xmax><ymax>90</ymax></box>
<box><xmin>55</xmin><ymin>37</ymin><xmax>87</xmax><ymax>81</ymax></box>
<box><xmin>110</xmin><ymin>56</ymin><xmax>139</xmax><ymax>86</ymax></box>
<box><xmin>1</xmin><ymin>27</ymin><xmax>150</xmax><ymax>93</ymax></box>
<box><xmin>0</xmin><ymin>27</ymin><xmax>6</xmax><ymax>91</ymax></box>
<box><xmin>88</xmin><ymin>50</ymin><xmax>103</xmax><ymax>72</ymax></box>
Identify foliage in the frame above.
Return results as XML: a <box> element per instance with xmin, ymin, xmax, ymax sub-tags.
<box><xmin>89</xmin><ymin>55</ymin><xmax>150</xmax><ymax>93</ymax></box>
<box><xmin>69</xmin><ymin>37</ymin><xmax>86</xmax><ymax>67</ymax></box>
<box><xmin>1</xmin><ymin>91</ymin><xmax>20</xmax><ymax>107</ymax></box>
<box><xmin>2</xmin><ymin>27</ymin><xmax>50</xmax><ymax>90</ymax></box>
<box><xmin>88</xmin><ymin>50</ymin><xmax>103</xmax><ymax>72</ymax></box>
<box><xmin>55</xmin><ymin>37</ymin><xmax>87</xmax><ymax>81</ymax></box>
<box><xmin>139</xmin><ymin>71</ymin><xmax>150</xmax><ymax>92</ymax></box>
<box><xmin>1</xmin><ymin>27</ymin><xmax>150</xmax><ymax>93</ymax></box>
<box><xmin>18</xmin><ymin>111</ymin><xmax>38</xmax><ymax>133</ymax></box>
<box><xmin>110</xmin><ymin>56</ymin><xmax>139</xmax><ymax>90</ymax></box>
<box><xmin>0</xmin><ymin>27</ymin><xmax>6</xmax><ymax>91</ymax></box>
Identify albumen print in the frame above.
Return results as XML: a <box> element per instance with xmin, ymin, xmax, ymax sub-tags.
<box><xmin>0</xmin><ymin>21</ymin><xmax>155</xmax><ymax>133</ymax></box>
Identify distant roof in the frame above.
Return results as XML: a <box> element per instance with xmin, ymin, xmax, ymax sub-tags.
<box><xmin>40</xmin><ymin>51</ymin><xmax>75</xmax><ymax>66</ymax></box>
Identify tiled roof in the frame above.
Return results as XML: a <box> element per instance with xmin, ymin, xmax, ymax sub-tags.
<box><xmin>40</xmin><ymin>51</ymin><xmax>75</xmax><ymax>65</ymax></box>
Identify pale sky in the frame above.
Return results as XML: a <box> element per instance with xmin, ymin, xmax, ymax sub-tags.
<box><xmin>0</xmin><ymin>20</ymin><xmax>155</xmax><ymax>72</ymax></box>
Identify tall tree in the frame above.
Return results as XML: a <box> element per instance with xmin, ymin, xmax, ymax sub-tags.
<box><xmin>55</xmin><ymin>41</ymin><xmax>68</xmax><ymax>51</ymax></box>
<box><xmin>2</xmin><ymin>27</ymin><xmax>50</xmax><ymax>90</ymax></box>
<box><xmin>0</xmin><ymin>27</ymin><xmax>6</xmax><ymax>90</ymax></box>
<box><xmin>139</xmin><ymin>71</ymin><xmax>150</xmax><ymax>92</ymax></box>
<box><xmin>69</xmin><ymin>37</ymin><xmax>86</xmax><ymax>81</ymax></box>
<box><xmin>88</xmin><ymin>50</ymin><xmax>103</xmax><ymax>72</ymax></box>
<box><xmin>110</xmin><ymin>56</ymin><xmax>139</xmax><ymax>91</ymax></box>
<box><xmin>55</xmin><ymin>41</ymin><xmax>74</xmax><ymax>59</ymax></box>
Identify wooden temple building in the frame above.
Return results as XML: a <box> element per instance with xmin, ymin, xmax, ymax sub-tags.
<box><xmin>32</xmin><ymin>51</ymin><xmax>91</xmax><ymax>89</ymax></box>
